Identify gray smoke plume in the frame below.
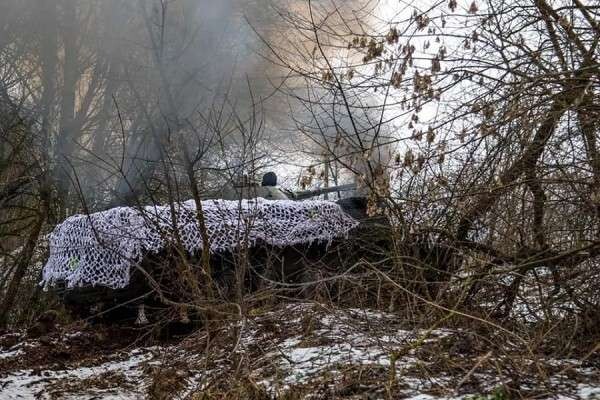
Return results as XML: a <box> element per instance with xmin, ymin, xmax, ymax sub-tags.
<box><xmin>0</xmin><ymin>0</ymin><xmax>384</xmax><ymax>210</ymax></box>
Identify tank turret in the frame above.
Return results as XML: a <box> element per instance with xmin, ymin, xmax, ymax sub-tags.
<box><xmin>221</xmin><ymin>172</ymin><xmax>357</xmax><ymax>201</ymax></box>
<box><xmin>221</xmin><ymin>172</ymin><xmax>290</xmax><ymax>200</ymax></box>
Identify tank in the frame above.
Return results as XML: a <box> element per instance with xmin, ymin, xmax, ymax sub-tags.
<box><xmin>51</xmin><ymin>173</ymin><xmax>381</xmax><ymax>327</ymax></box>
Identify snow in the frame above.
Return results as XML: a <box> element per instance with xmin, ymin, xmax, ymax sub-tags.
<box><xmin>0</xmin><ymin>349</ymin><xmax>23</xmax><ymax>360</ymax></box>
<box><xmin>576</xmin><ymin>385</ymin><xmax>600</xmax><ymax>399</ymax></box>
<box><xmin>1</xmin><ymin>304</ymin><xmax>599</xmax><ymax>399</ymax></box>
<box><xmin>0</xmin><ymin>349</ymin><xmax>151</xmax><ymax>400</ymax></box>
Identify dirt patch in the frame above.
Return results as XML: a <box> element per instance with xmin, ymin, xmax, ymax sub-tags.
<box><xmin>0</xmin><ymin>322</ymin><xmax>142</xmax><ymax>375</ymax></box>
<box><xmin>44</xmin><ymin>370</ymin><xmax>135</xmax><ymax>399</ymax></box>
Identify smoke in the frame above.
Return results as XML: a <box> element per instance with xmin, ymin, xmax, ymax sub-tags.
<box><xmin>0</xmin><ymin>0</ymin><xmax>285</xmax><ymax>206</ymax></box>
<box><xmin>0</xmin><ymin>0</ymin><xmax>389</xmax><ymax>210</ymax></box>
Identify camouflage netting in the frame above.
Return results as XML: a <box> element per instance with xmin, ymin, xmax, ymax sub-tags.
<box><xmin>41</xmin><ymin>199</ymin><xmax>358</xmax><ymax>289</ymax></box>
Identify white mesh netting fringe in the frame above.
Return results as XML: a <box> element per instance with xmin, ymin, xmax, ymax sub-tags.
<box><xmin>41</xmin><ymin>198</ymin><xmax>358</xmax><ymax>289</ymax></box>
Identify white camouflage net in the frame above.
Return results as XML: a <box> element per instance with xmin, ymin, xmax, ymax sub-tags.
<box><xmin>41</xmin><ymin>199</ymin><xmax>358</xmax><ymax>289</ymax></box>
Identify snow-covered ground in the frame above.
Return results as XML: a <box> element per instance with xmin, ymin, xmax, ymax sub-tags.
<box><xmin>0</xmin><ymin>351</ymin><xmax>149</xmax><ymax>399</ymax></box>
<box><xmin>1</xmin><ymin>303</ymin><xmax>598</xmax><ymax>399</ymax></box>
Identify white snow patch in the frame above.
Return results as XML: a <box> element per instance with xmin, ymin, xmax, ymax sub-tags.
<box><xmin>0</xmin><ymin>350</ymin><xmax>152</xmax><ymax>400</ymax></box>
<box><xmin>0</xmin><ymin>348</ymin><xmax>24</xmax><ymax>360</ymax></box>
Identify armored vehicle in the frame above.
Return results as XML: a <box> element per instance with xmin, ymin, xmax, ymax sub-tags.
<box><xmin>43</xmin><ymin>173</ymin><xmax>385</xmax><ymax>325</ymax></box>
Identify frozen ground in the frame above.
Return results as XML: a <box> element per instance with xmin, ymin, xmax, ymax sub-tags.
<box><xmin>1</xmin><ymin>303</ymin><xmax>599</xmax><ymax>399</ymax></box>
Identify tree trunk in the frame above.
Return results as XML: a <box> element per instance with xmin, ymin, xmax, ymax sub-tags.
<box><xmin>0</xmin><ymin>198</ymin><xmax>48</xmax><ymax>329</ymax></box>
<box><xmin>54</xmin><ymin>0</ymin><xmax>79</xmax><ymax>217</ymax></box>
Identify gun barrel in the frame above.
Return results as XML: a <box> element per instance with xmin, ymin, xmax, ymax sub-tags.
<box><xmin>292</xmin><ymin>183</ymin><xmax>357</xmax><ymax>200</ymax></box>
